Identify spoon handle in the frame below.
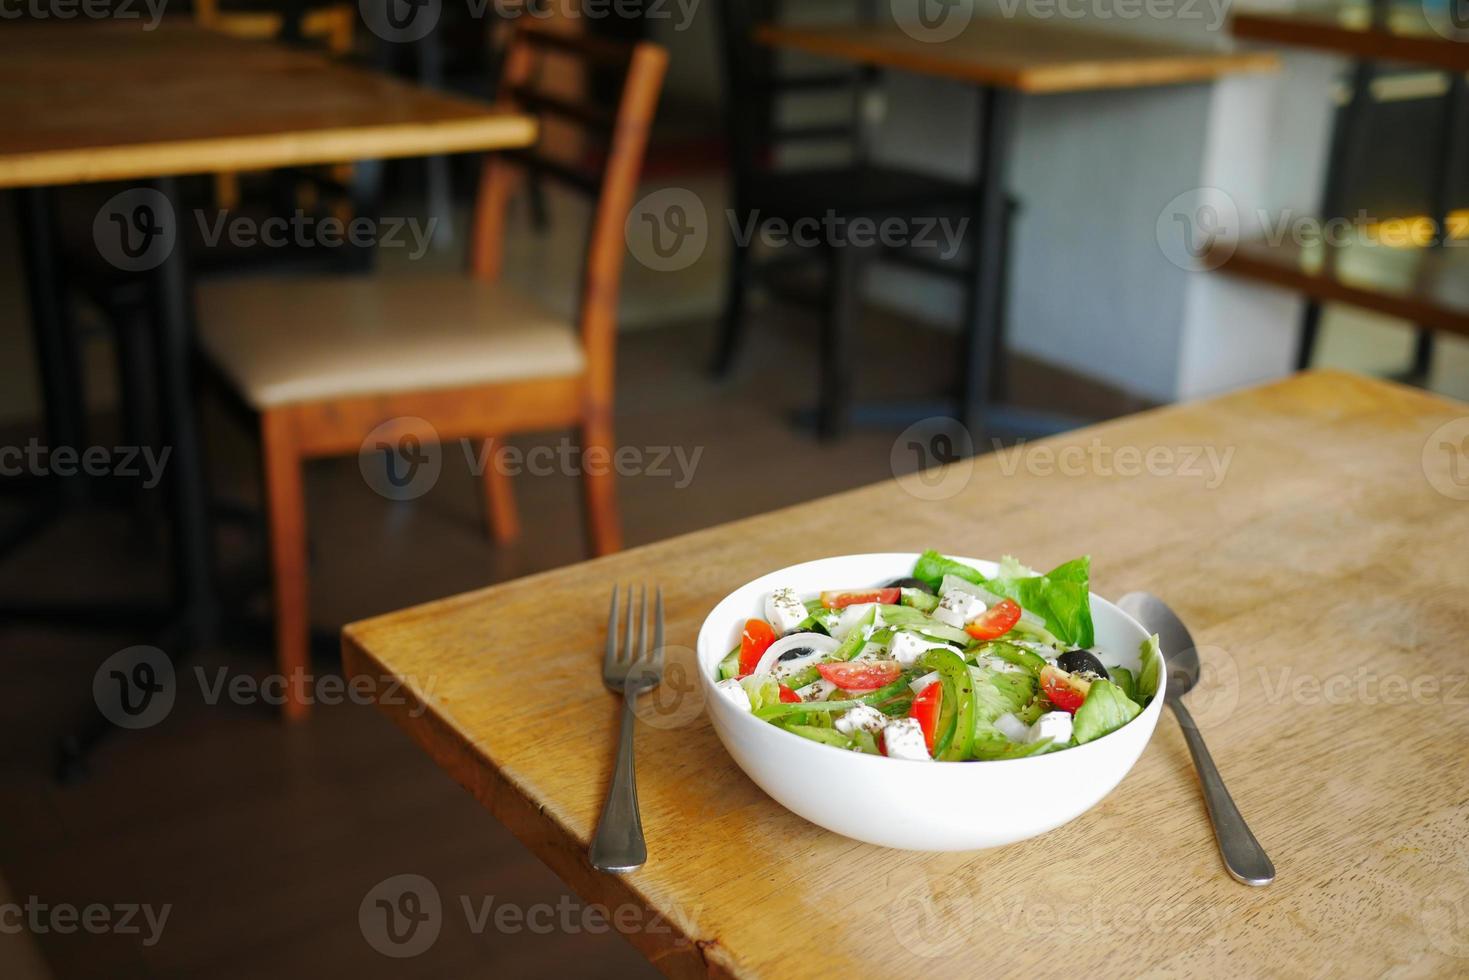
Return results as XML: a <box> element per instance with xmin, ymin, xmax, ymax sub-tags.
<box><xmin>1170</xmin><ymin>699</ymin><xmax>1276</xmax><ymax>886</ymax></box>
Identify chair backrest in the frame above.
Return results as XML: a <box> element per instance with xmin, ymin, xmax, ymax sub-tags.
<box><xmin>716</xmin><ymin>0</ymin><xmax>876</xmax><ymax>190</ymax></box>
<box><xmin>469</xmin><ymin>24</ymin><xmax>668</xmax><ymax>415</ymax></box>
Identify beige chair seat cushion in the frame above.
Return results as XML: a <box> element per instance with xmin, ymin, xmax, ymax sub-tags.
<box><xmin>197</xmin><ymin>275</ymin><xmax>585</xmax><ymax>409</ymax></box>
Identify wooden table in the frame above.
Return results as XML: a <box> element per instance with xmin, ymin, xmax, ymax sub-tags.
<box><xmin>0</xmin><ymin>22</ymin><xmax>534</xmax><ymax>757</ymax></box>
<box><xmin>0</xmin><ymin>22</ymin><xmax>535</xmax><ymax>188</ymax></box>
<box><xmin>345</xmin><ymin>370</ymin><xmax>1469</xmax><ymax>978</ymax></box>
<box><xmin>756</xmin><ymin>19</ymin><xmax>1277</xmax><ymax>94</ymax></box>
<box><xmin>755</xmin><ymin>20</ymin><xmax>1276</xmax><ymax>436</ymax></box>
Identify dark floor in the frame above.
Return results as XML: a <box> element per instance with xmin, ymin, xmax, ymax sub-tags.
<box><xmin>0</xmin><ymin>309</ymin><xmax>1139</xmax><ymax>978</ymax></box>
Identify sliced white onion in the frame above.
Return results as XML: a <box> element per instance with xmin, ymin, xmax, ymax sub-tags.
<box><xmin>753</xmin><ymin>632</ymin><xmax>840</xmax><ymax>678</ymax></box>
<box><xmin>908</xmin><ymin>669</ymin><xmax>940</xmax><ymax>694</ymax></box>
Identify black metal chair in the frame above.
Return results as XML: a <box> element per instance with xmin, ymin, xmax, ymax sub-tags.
<box><xmin>711</xmin><ymin>0</ymin><xmax>1013</xmax><ymax>437</ymax></box>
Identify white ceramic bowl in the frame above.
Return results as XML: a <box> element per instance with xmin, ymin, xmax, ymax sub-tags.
<box><xmin>697</xmin><ymin>554</ymin><xmax>1166</xmax><ymax>850</ymax></box>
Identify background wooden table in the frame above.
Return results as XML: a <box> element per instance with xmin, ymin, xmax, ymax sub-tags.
<box><xmin>345</xmin><ymin>370</ymin><xmax>1469</xmax><ymax>978</ymax></box>
<box><xmin>0</xmin><ymin>22</ymin><xmax>536</xmax><ymax>187</ymax></box>
<box><xmin>755</xmin><ymin>18</ymin><xmax>1277</xmax><ymax>93</ymax></box>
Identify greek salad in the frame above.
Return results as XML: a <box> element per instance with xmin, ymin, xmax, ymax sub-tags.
<box><xmin>713</xmin><ymin>551</ymin><xmax>1161</xmax><ymax>761</ymax></box>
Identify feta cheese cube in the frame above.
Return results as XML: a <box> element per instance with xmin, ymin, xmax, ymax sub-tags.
<box><xmin>834</xmin><ymin>704</ymin><xmax>886</xmax><ymax>736</ymax></box>
<box><xmin>889</xmin><ymin>630</ymin><xmax>945</xmax><ymax>668</ymax></box>
<box><xmin>933</xmin><ymin>590</ymin><xmax>986</xmax><ymax>629</ymax></box>
<box><xmin>1028</xmin><ymin>710</ymin><xmax>1073</xmax><ymax>746</ymax></box>
<box><xmin>993</xmin><ymin>712</ymin><xmax>1031</xmax><ymax>742</ymax></box>
<box><xmin>882</xmin><ymin>717</ymin><xmax>930</xmax><ymax>760</ymax></box>
<box><xmin>714</xmin><ymin>678</ymin><xmax>752</xmax><ymax>711</ymax></box>
<box><xmin>764</xmin><ymin>587</ymin><xmax>809</xmax><ymax>634</ymax></box>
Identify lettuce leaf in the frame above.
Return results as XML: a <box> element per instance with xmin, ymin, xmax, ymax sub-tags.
<box><xmin>970</xmin><ymin>667</ymin><xmax>1036</xmax><ymax>725</ymax></box>
<box><xmin>1136</xmin><ymin>633</ymin><xmax>1162</xmax><ymax>705</ymax></box>
<box><xmin>781</xmin><ymin>723</ymin><xmax>879</xmax><ymax>753</ymax></box>
<box><xmin>1072</xmin><ymin>678</ymin><xmax>1141</xmax><ymax>744</ymax></box>
<box><xmin>912</xmin><ymin>550</ymin><xmax>1095</xmax><ymax>648</ymax></box>
<box><xmin>970</xmin><ymin>729</ymin><xmax>1055</xmax><ymax>760</ymax></box>
<box><xmin>1108</xmin><ymin>665</ymin><xmax>1137</xmax><ymax>703</ymax></box>
<box><xmin>739</xmin><ymin>675</ymin><xmax>782</xmax><ymax>712</ymax></box>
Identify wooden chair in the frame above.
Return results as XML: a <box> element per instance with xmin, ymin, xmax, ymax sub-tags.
<box><xmin>194</xmin><ymin>24</ymin><xmax>668</xmax><ymax>719</ymax></box>
<box><xmin>712</xmin><ymin>0</ymin><xmax>1013</xmax><ymax>436</ymax></box>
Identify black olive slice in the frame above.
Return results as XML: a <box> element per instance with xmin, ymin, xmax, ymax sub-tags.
<box><xmin>777</xmin><ymin>646</ymin><xmax>815</xmax><ymax>662</ymax></box>
<box><xmin>1057</xmin><ymin>649</ymin><xmax>1108</xmax><ymax>678</ymax></box>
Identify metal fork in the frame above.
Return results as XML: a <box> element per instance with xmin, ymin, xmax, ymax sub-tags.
<box><xmin>589</xmin><ymin>584</ymin><xmax>663</xmax><ymax>873</ymax></box>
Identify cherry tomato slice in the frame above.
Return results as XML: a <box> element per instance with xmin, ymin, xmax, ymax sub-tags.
<box><xmin>737</xmin><ymin>619</ymin><xmax>777</xmax><ymax>677</ymax></box>
<box><xmin>965</xmin><ymin>598</ymin><xmax>1023</xmax><ymax>640</ymax></box>
<box><xmin>816</xmin><ymin>660</ymin><xmax>903</xmax><ymax>691</ymax></box>
<box><xmin>909</xmin><ymin>681</ymin><xmax>943</xmax><ymax>754</ymax></box>
<box><xmin>820</xmin><ymin>588</ymin><xmax>900</xmax><ymax>610</ymax></box>
<box><xmin>777</xmin><ymin>684</ymin><xmax>802</xmax><ymax>703</ymax></box>
<box><xmin>1039</xmin><ymin>664</ymin><xmax>1091</xmax><ymax>714</ymax></box>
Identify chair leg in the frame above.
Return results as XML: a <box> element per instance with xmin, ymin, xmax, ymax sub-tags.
<box><xmin>710</xmin><ymin>236</ymin><xmax>752</xmax><ymax>377</ymax></box>
<box><xmin>1297</xmin><ymin>300</ymin><xmax>1323</xmax><ymax>371</ymax></box>
<box><xmin>1410</xmin><ymin>329</ymin><xmax>1435</xmax><ymax>381</ymax></box>
<box><xmin>480</xmin><ymin>438</ymin><xmax>520</xmax><ymax>545</ymax></box>
<box><xmin>579</xmin><ymin>418</ymin><xmax>623</xmax><ymax>557</ymax></box>
<box><xmin>260</xmin><ymin>409</ymin><xmax>311</xmax><ymax>721</ymax></box>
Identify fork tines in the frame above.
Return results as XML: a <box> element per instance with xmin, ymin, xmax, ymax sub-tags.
<box><xmin>605</xmin><ymin>585</ymin><xmax>664</xmax><ymax>673</ymax></box>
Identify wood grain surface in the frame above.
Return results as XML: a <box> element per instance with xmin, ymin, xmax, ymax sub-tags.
<box><xmin>343</xmin><ymin>370</ymin><xmax>1469</xmax><ymax>978</ymax></box>
<box><xmin>755</xmin><ymin>19</ymin><xmax>1277</xmax><ymax>93</ymax></box>
<box><xmin>0</xmin><ymin>23</ymin><xmax>536</xmax><ymax>188</ymax></box>
<box><xmin>1232</xmin><ymin>8</ymin><xmax>1469</xmax><ymax>74</ymax></box>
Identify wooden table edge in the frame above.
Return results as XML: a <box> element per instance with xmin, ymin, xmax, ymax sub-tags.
<box><xmin>340</xmin><ymin>628</ymin><xmax>740</xmax><ymax>979</ymax></box>
<box><xmin>753</xmin><ymin>23</ymin><xmax>1278</xmax><ymax>93</ymax></box>
<box><xmin>0</xmin><ymin>115</ymin><xmax>538</xmax><ymax>189</ymax></box>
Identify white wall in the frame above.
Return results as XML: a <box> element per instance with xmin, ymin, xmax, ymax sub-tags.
<box><xmin>843</xmin><ymin>0</ymin><xmax>1335</xmax><ymax>401</ymax></box>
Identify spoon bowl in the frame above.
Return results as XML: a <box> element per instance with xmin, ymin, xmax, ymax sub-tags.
<box><xmin>1117</xmin><ymin>591</ymin><xmax>1275</xmax><ymax>886</ymax></box>
<box><xmin>1116</xmin><ymin>592</ymin><xmax>1200</xmax><ymax>698</ymax></box>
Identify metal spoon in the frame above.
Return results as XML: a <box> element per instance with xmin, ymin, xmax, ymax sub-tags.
<box><xmin>1118</xmin><ymin>592</ymin><xmax>1275</xmax><ymax>886</ymax></box>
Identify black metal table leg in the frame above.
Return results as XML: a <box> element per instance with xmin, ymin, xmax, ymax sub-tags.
<box><xmin>1298</xmin><ymin>58</ymin><xmax>1377</xmax><ymax>372</ymax></box>
<box><xmin>958</xmin><ymin>86</ymin><xmax>1016</xmax><ymax>438</ymax></box>
<box><xmin>15</xmin><ymin>187</ymin><xmax>86</xmax><ymax>482</ymax></box>
<box><xmin>151</xmin><ymin>176</ymin><xmax>219</xmax><ymax>647</ymax></box>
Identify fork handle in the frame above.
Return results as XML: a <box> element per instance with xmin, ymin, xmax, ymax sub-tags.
<box><xmin>590</xmin><ymin>690</ymin><xmax>647</xmax><ymax>873</ymax></box>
